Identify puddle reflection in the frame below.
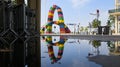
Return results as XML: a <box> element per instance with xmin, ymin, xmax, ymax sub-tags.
<box><xmin>41</xmin><ymin>36</ymin><xmax>120</xmax><ymax>67</ymax></box>
<box><xmin>42</xmin><ymin>36</ymin><xmax>67</xmax><ymax>64</ymax></box>
<box><xmin>108</xmin><ymin>41</ymin><xmax>120</xmax><ymax>55</ymax></box>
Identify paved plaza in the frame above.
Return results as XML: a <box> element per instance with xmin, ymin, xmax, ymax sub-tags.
<box><xmin>40</xmin><ymin>33</ymin><xmax>120</xmax><ymax>41</ymax></box>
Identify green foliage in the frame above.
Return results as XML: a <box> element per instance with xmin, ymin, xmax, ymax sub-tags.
<box><xmin>80</xmin><ymin>26</ymin><xmax>84</xmax><ymax>31</ymax></box>
<box><xmin>11</xmin><ymin>0</ymin><xmax>17</xmax><ymax>5</ymax></box>
<box><xmin>92</xmin><ymin>40</ymin><xmax>101</xmax><ymax>48</ymax></box>
<box><xmin>107</xmin><ymin>15</ymin><xmax>115</xmax><ymax>27</ymax></box>
<box><xmin>84</xmin><ymin>27</ymin><xmax>88</xmax><ymax>31</ymax></box>
<box><xmin>92</xmin><ymin>19</ymin><xmax>101</xmax><ymax>28</ymax></box>
<box><xmin>107</xmin><ymin>41</ymin><xmax>115</xmax><ymax>52</ymax></box>
<box><xmin>107</xmin><ymin>41</ymin><xmax>115</xmax><ymax>48</ymax></box>
<box><xmin>109</xmin><ymin>15</ymin><xmax>115</xmax><ymax>23</ymax></box>
<box><xmin>107</xmin><ymin>20</ymin><xmax>111</xmax><ymax>26</ymax></box>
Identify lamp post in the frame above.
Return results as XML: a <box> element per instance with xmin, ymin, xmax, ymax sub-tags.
<box><xmin>90</xmin><ymin>9</ymin><xmax>99</xmax><ymax>20</ymax></box>
<box><xmin>74</xmin><ymin>24</ymin><xmax>76</xmax><ymax>34</ymax></box>
<box><xmin>89</xmin><ymin>9</ymin><xmax>100</xmax><ymax>35</ymax></box>
<box><xmin>54</xmin><ymin>26</ymin><xmax>56</xmax><ymax>34</ymax></box>
<box><xmin>89</xmin><ymin>22</ymin><xmax>92</xmax><ymax>35</ymax></box>
<box><xmin>78</xmin><ymin>23</ymin><xmax>80</xmax><ymax>34</ymax></box>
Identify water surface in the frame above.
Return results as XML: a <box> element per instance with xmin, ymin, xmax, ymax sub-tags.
<box><xmin>41</xmin><ymin>36</ymin><xmax>120</xmax><ymax>67</ymax></box>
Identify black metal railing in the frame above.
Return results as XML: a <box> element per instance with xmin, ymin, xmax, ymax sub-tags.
<box><xmin>0</xmin><ymin>1</ymin><xmax>40</xmax><ymax>67</ymax></box>
<box><xmin>0</xmin><ymin>1</ymin><xmax>38</xmax><ymax>37</ymax></box>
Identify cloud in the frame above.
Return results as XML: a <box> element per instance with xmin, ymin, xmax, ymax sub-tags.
<box><xmin>71</xmin><ymin>0</ymin><xmax>92</xmax><ymax>8</ymax></box>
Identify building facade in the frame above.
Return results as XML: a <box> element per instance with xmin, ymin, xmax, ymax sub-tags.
<box><xmin>109</xmin><ymin>41</ymin><xmax>120</xmax><ymax>55</ymax></box>
<box><xmin>109</xmin><ymin>0</ymin><xmax>120</xmax><ymax>35</ymax></box>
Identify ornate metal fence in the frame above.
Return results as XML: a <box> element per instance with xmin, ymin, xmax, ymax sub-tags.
<box><xmin>0</xmin><ymin>1</ymin><xmax>40</xmax><ymax>67</ymax></box>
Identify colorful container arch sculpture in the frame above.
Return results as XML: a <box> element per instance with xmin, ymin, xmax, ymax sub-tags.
<box><xmin>43</xmin><ymin>36</ymin><xmax>67</xmax><ymax>64</ymax></box>
<box><xmin>46</xmin><ymin>5</ymin><xmax>71</xmax><ymax>33</ymax></box>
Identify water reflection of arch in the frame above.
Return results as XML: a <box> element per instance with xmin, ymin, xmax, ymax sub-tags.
<box><xmin>44</xmin><ymin>36</ymin><xmax>67</xmax><ymax>64</ymax></box>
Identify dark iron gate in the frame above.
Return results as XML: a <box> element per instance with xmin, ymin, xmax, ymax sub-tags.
<box><xmin>0</xmin><ymin>1</ymin><xmax>40</xmax><ymax>67</ymax></box>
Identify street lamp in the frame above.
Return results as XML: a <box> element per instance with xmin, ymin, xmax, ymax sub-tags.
<box><xmin>89</xmin><ymin>9</ymin><xmax>100</xmax><ymax>35</ymax></box>
<box><xmin>54</xmin><ymin>26</ymin><xmax>56</xmax><ymax>34</ymax></box>
<box><xmin>78</xmin><ymin>23</ymin><xmax>80</xmax><ymax>34</ymax></box>
<box><xmin>74</xmin><ymin>24</ymin><xmax>76</xmax><ymax>34</ymax></box>
<box><xmin>89</xmin><ymin>9</ymin><xmax>99</xmax><ymax>20</ymax></box>
<box><xmin>89</xmin><ymin>22</ymin><xmax>92</xmax><ymax>35</ymax></box>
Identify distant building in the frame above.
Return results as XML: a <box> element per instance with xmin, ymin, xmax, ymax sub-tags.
<box><xmin>109</xmin><ymin>0</ymin><xmax>120</xmax><ymax>35</ymax></box>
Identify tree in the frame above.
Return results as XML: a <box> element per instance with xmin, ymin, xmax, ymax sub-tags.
<box><xmin>107</xmin><ymin>41</ymin><xmax>115</xmax><ymax>52</ymax></box>
<box><xmin>92</xmin><ymin>40</ymin><xmax>101</xmax><ymax>48</ymax></box>
<box><xmin>107</xmin><ymin>15</ymin><xmax>115</xmax><ymax>27</ymax></box>
<box><xmin>107</xmin><ymin>15</ymin><xmax>115</xmax><ymax>33</ymax></box>
<box><xmin>92</xmin><ymin>19</ymin><xmax>101</xmax><ymax>28</ymax></box>
<box><xmin>80</xmin><ymin>26</ymin><xmax>84</xmax><ymax>32</ymax></box>
<box><xmin>107</xmin><ymin>20</ymin><xmax>111</xmax><ymax>26</ymax></box>
<box><xmin>109</xmin><ymin>15</ymin><xmax>115</xmax><ymax>23</ymax></box>
<box><xmin>11</xmin><ymin>0</ymin><xmax>17</xmax><ymax>5</ymax></box>
<box><xmin>92</xmin><ymin>40</ymin><xmax>101</xmax><ymax>55</ymax></box>
<box><xmin>84</xmin><ymin>27</ymin><xmax>88</xmax><ymax>32</ymax></box>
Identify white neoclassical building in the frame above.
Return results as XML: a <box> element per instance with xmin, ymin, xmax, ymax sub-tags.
<box><xmin>109</xmin><ymin>0</ymin><xmax>120</xmax><ymax>35</ymax></box>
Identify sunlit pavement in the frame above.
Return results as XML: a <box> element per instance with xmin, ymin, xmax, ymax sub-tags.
<box><xmin>40</xmin><ymin>33</ymin><xmax>120</xmax><ymax>41</ymax></box>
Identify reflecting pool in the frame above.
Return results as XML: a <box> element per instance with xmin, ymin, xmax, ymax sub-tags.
<box><xmin>41</xmin><ymin>36</ymin><xmax>120</xmax><ymax>67</ymax></box>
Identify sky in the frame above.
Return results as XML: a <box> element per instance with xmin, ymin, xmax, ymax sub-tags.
<box><xmin>41</xmin><ymin>0</ymin><xmax>114</xmax><ymax>27</ymax></box>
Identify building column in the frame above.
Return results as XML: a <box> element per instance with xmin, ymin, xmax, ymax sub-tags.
<box><xmin>115</xmin><ymin>15</ymin><xmax>118</xmax><ymax>34</ymax></box>
<box><xmin>114</xmin><ymin>41</ymin><xmax>119</xmax><ymax>52</ymax></box>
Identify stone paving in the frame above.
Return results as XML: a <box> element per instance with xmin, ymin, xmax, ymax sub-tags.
<box><xmin>41</xmin><ymin>33</ymin><xmax>120</xmax><ymax>41</ymax></box>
